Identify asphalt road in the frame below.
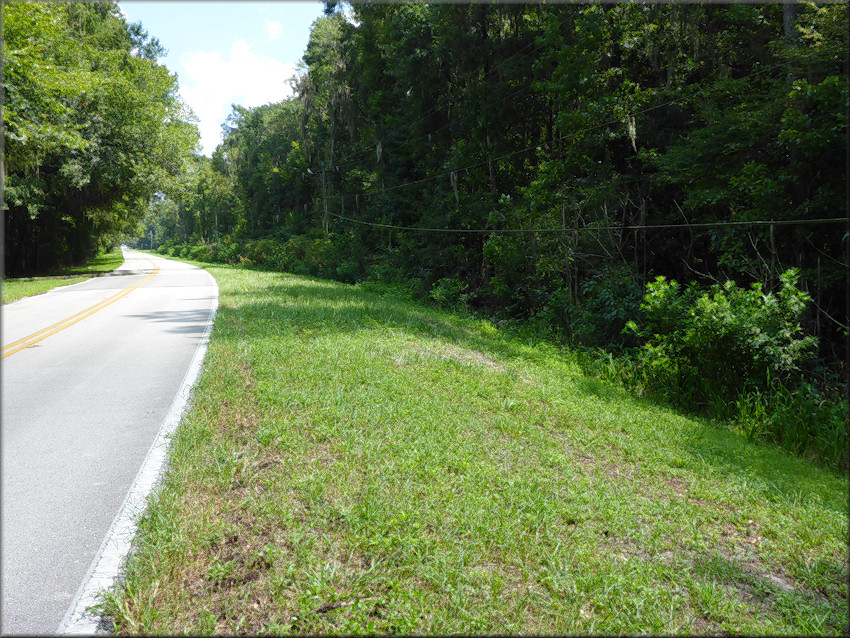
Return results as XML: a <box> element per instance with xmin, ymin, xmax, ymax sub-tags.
<box><xmin>1</xmin><ymin>249</ymin><xmax>217</xmax><ymax>635</ymax></box>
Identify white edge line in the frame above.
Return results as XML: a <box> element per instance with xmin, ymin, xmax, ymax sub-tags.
<box><xmin>56</xmin><ymin>265</ymin><xmax>219</xmax><ymax>635</ymax></box>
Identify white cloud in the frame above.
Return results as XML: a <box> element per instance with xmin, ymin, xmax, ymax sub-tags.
<box><xmin>264</xmin><ymin>20</ymin><xmax>283</xmax><ymax>41</ymax></box>
<box><xmin>180</xmin><ymin>39</ymin><xmax>297</xmax><ymax>155</ymax></box>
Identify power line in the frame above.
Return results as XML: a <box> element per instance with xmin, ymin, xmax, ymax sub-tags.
<box><xmin>329</xmin><ymin>210</ymin><xmax>847</xmax><ymax>235</ymax></box>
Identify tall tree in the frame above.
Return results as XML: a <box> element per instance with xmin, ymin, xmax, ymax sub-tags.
<box><xmin>3</xmin><ymin>1</ymin><xmax>199</xmax><ymax>274</ymax></box>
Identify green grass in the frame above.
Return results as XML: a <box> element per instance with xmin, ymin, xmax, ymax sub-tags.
<box><xmin>101</xmin><ymin>264</ymin><xmax>848</xmax><ymax>635</ymax></box>
<box><xmin>2</xmin><ymin>249</ymin><xmax>126</xmax><ymax>304</ymax></box>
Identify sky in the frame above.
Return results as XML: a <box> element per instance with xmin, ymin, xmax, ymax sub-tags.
<box><xmin>119</xmin><ymin>1</ymin><xmax>326</xmax><ymax>156</ymax></box>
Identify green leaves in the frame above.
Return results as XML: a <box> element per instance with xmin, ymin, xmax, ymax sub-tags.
<box><xmin>630</xmin><ymin>269</ymin><xmax>816</xmax><ymax>406</ymax></box>
<box><xmin>140</xmin><ymin>2</ymin><xmax>845</xmax><ymax>390</ymax></box>
<box><xmin>3</xmin><ymin>1</ymin><xmax>199</xmax><ymax>274</ymax></box>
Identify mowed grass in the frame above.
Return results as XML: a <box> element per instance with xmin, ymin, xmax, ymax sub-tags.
<box><xmin>2</xmin><ymin>249</ymin><xmax>126</xmax><ymax>304</ymax></box>
<box><xmin>103</xmin><ymin>264</ymin><xmax>848</xmax><ymax>635</ymax></box>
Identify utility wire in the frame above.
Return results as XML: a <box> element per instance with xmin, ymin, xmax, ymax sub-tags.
<box><xmin>329</xmin><ymin>211</ymin><xmax>847</xmax><ymax>234</ymax></box>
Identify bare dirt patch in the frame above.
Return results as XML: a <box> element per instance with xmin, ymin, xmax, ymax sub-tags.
<box><xmin>396</xmin><ymin>342</ymin><xmax>507</xmax><ymax>372</ymax></box>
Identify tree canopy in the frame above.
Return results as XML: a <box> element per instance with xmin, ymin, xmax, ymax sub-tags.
<box><xmin>2</xmin><ymin>1</ymin><xmax>199</xmax><ymax>275</ymax></box>
<box><xmin>130</xmin><ymin>3</ymin><xmax>848</xmax><ymax>367</ymax></box>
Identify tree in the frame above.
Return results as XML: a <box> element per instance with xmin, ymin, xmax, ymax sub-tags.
<box><xmin>2</xmin><ymin>1</ymin><xmax>199</xmax><ymax>274</ymax></box>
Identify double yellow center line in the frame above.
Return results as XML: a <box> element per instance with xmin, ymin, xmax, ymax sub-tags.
<box><xmin>2</xmin><ymin>260</ymin><xmax>160</xmax><ymax>359</ymax></box>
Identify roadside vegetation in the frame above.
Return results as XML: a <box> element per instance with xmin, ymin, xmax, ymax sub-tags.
<box><xmin>153</xmin><ymin>245</ymin><xmax>848</xmax><ymax>472</ymax></box>
<box><xmin>101</xmin><ymin>262</ymin><xmax>848</xmax><ymax>635</ymax></box>
<box><xmin>11</xmin><ymin>1</ymin><xmax>845</xmax><ymax>630</ymax></box>
<box><xmin>135</xmin><ymin>3</ymin><xmax>848</xmax><ymax>472</ymax></box>
<box><xmin>2</xmin><ymin>248</ymin><xmax>125</xmax><ymax>304</ymax></box>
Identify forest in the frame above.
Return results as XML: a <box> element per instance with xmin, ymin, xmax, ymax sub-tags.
<box><xmin>2</xmin><ymin>1</ymin><xmax>199</xmax><ymax>275</ymax></box>
<box><xmin>4</xmin><ymin>2</ymin><xmax>848</xmax><ymax>465</ymax></box>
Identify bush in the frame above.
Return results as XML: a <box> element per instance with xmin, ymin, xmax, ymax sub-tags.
<box><xmin>242</xmin><ymin>239</ymin><xmax>285</xmax><ymax>270</ymax></box>
<box><xmin>626</xmin><ymin>269</ymin><xmax>816</xmax><ymax>407</ymax></box>
<box><xmin>536</xmin><ymin>264</ymin><xmax>641</xmax><ymax>348</ymax></box>
<box><xmin>580</xmin><ymin>264</ymin><xmax>642</xmax><ymax>346</ymax></box>
<box><xmin>334</xmin><ymin>260</ymin><xmax>360</xmax><ymax>284</ymax></box>
<box><xmin>212</xmin><ymin>239</ymin><xmax>241</xmax><ymax>264</ymax></box>
<box><xmin>430</xmin><ymin>275</ymin><xmax>472</xmax><ymax>312</ymax></box>
<box><xmin>279</xmin><ymin>235</ymin><xmax>329</xmax><ymax>276</ymax></box>
<box><xmin>189</xmin><ymin>245</ymin><xmax>214</xmax><ymax>262</ymax></box>
<box><xmin>581</xmin><ymin>342</ymin><xmax>847</xmax><ymax>469</ymax></box>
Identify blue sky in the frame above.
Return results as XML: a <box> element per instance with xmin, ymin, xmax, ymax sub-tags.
<box><xmin>119</xmin><ymin>1</ymin><xmax>326</xmax><ymax>156</ymax></box>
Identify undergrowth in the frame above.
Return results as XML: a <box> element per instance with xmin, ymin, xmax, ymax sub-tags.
<box><xmin>147</xmin><ymin>245</ymin><xmax>847</xmax><ymax>470</ymax></box>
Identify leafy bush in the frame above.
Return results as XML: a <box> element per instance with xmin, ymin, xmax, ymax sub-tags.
<box><xmin>334</xmin><ymin>260</ymin><xmax>360</xmax><ymax>284</ymax></box>
<box><xmin>189</xmin><ymin>245</ymin><xmax>214</xmax><ymax>262</ymax></box>
<box><xmin>579</xmin><ymin>264</ymin><xmax>642</xmax><ymax>346</ymax></box>
<box><xmin>212</xmin><ymin>239</ymin><xmax>241</xmax><ymax>264</ymax></box>
<box><xmin>242</xmin><ymin>239</ymin><xmax>285</xmax><ymax>270</ymax></box>
<box><xmin>277</xmin><ymin>235</ymin><xmax>329</xmax><ymax>276</ymax></box>
<box><xmin>583</xmin><ymin>344</ymin><xmax>847</xmax><ymax>469</ymax></box>
<box><xmin>626</xmin><ymin>269</ymin><xmax>816</xmax><ymax>407</ymax></box>
<box><xmin>538</xmin><ymin>264</ymin><xmax>641</xmax><ymax>347</ymax></box>
<box><xmin>430</xmin><ymin>275</ymin><xmax>472</xmax><ymax>312</ymax></box>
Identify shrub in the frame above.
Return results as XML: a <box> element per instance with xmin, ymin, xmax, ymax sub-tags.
<box><xmin>626</xmin><ymin>269</ymin><xmax>816</xmax><ymax>407</ymax></box>
<box><xmin>189</xmin><ymin>245</ymin><xmax>214</xmax><ymax>262</ymax></box>
<box><xmin>430</xmin><ymin>275</ymin><xmax>472</xmax><ymax>312</ymax></box>
<box><xmin>213</xmin><ymin>239</ymin><xmax>241</xmax><ymax>264</ymax></box>
<box><xmin>579</xmin><ymin>264</ymin><xmax>642</xmax><ymax>346</ymax></box>
<box><xmin>242</xmin><ymin>239</ymin><xmax>285</xmax><ymax>269</ymax></box>
<box><xmin>334</xmin><ymin>260</ymin><xmax>360</xmax><ymax>284</ymax></box>
<box><xmin>735</xmin><ymin>378</ymin><xmax>847</xmax><ymax>469</ymax></box>
<box><xmin>279</xmin><ymin>235</ymin><xmax>328</xmax><ymax>276</ymax></box>
<box><xmin>536</xmin><ymin>264</ymin><xmax>641</xmax><ymax>348</ymax></box>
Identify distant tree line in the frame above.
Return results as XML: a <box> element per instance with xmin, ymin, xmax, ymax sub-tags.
<box><xmin>148</xmin><ymin>3</ymin><xmax>846</xmax><ymax>364</ymax></box>
<box><xmin>2</xmin><ymin>1</ymin><xmax>199</xmax><ymax>275</ymax></box>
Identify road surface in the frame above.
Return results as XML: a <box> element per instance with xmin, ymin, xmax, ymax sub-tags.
<box><xmin>1</xmin><ymin>249</ymin><xmax>217</xmax><ymax>635</ymax></box>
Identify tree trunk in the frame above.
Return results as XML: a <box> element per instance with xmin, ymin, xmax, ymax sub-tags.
<box><xmin>486</xmin><ymin>134</ymin><xmax>497</xmax><ymax>197</ymax></box>
<box><xmin>783</xmin><ymin>3</ymin><xmax>798</xmax><ymax>40</ymax></box>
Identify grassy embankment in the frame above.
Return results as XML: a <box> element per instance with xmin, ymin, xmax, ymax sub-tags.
<box><xmin>102</xmin><ymin>262</ymin><xmax>848</xmax><ymax>635</ymax></box>
<box><xmin>2</xmin><ymin>249</ymin><xmax>126</xmax><ymax>304</ymax></box>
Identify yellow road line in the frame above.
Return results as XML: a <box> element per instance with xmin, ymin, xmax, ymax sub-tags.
<box><xmin>2</xmin><ymin>259</ymin><xmax>161</xmax><ymax>359</ymax></box>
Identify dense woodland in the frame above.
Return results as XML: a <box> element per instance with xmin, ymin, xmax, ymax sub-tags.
<box><xmin>150</xmin><ymin>5</ymin><xmax>846</xmax><ymax>355</ymax></box>
<box><xmin>4</xmin><ymin>2</ymin><xmax>848</xmax><ymax>462</ymax></box>
<box><xmin>2</xmin><ymin>1</ymin><xmax>198</xmax><ymax>275</ymax></box>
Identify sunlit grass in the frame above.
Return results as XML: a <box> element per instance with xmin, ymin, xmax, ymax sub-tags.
<box><xmin>102</xmin><ymin>264</ymin><xmax>848</xmax><ymax>635</ymax></box>
<box><xmin>2</xmin><ymin>249</ymin><xmax>125</xmax><ymax>304</ymax></box>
